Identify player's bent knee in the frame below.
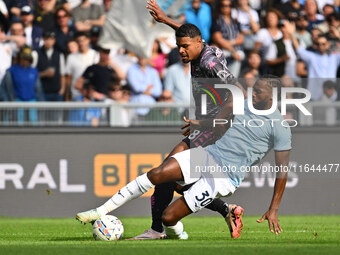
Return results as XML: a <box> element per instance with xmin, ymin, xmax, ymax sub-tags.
<box><xmin>161</xmin><ymin>211</ymin><xmax>177</xmax><ymax>226</ymax></box>
<box><xmin>147</xmin><ymin>165</ymin><xmax>166</xmax><ymax>185</ymax></box>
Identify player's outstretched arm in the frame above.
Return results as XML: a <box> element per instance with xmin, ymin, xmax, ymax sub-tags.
<box><xmin>146</xmin><ymin>0</ymin><xmax>181</xmax><ymax>30</ymax></box>
<box><xmin>257</xmin><ymin>150</ymin><xmax>290</xmax><ymax>235</ymax></box>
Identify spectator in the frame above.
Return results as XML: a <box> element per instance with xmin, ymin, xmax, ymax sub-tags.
<box><xmin>145</xmin><ymin>91</ymin><xmax>181</xmax><ymax>123</ymax></box>
<box><xmin>321</xmin><ymin>80</ymin><xmax>338</xmax><ymax>101</ymax></box>
<box><xmin>315</xmin><ymin>0</ymin><xmax>336</xmax><ymax>13</ymax></box>
<box><xmin>6</xmin><ymin>0</ymin><xmax>33</xmax><ymax>21</ymax></box>
<box><xmin>321</xmin><ymin>3</ymin><xmax>336</xmax><ymax>18</ymax></box>
<box><xmin>0</xmin><ymin>45</ymin><xmax>44</xmax><ymax>123</ymax></box>
<box><xmin>103</xmin><ymin>81</ymin><xmax>131</xmax><ymax>127</ymax></box>
<box><xmin>37</xmin><ymin>31</ymin><xmax>66</xmax><ymax>101</ymax></box>
<box><xmin>291</xmin><ymin>32</ymin><xmax>340</xmax><ymax>100</ymax></box>
<box><xmin>68</xmin><ymin>84</ymin><xmax>101</xmax><ymax>126</ymax></box>
<box><xmin>266</xmin><ymin>20</ymin><xmax>297</xmax><ymax>79</ymax></box>
<box><xmin>294</xmin><ymin>14</ymin><xmax>312</xmax><ymax>48</ymax></box>
<box><xmin>20</xmin><ymin>6</ymin><xmax>43</xmax><ymax>51</ymax></box>
<box><xmin>317</xmin><ymin>5</ymin><xmax>336</xmax><ymax>33</ymax></box>
<box><xmin>163</xmin><ymin>61</ymin><xmax>191</xmax><ymax>104</ymax></box>
<box><xmin>34</xmin><ymin>0</ymin><xmax>56</xmax><ymax>33</ymax></box>
<box><xmin>109</xmin><ymin>48</ymin><xmax>137</xmax><ymax>82</ymax></box>
<box><xmin>231</xmin><ymin>0</ymin><xmax>260</xmax><ymax>50</ymax></box>
<box><xmin>211</xmin><ymin>0</ymin><xmax>244</xmax><ymax>77</ymax></box>
<box><xmin>67</xmin><ymin>39</ymin><xmax>78</xmax><ymax>55</ymax></box>
<box><xmin>148</xmin><ymin>40</ymin><xmax>167</xmax><ymax>79</ymax></box>
<box><xmin>106</xmin><ymin>81</ymin><xmax>124</xmax><ymax>102</ymax></box>
<box><xmin>75</xmin><ymin>47</ymin><xmax>120</xmax><ymax>99</ymax></box>
<box><xmin>306</xmin><ymin>27</ymin><xmax>322</xmax><ymax>52</ymax></box>
<box><xmin>54</xmin><ymin>6</ymin><xmax>77</xmax><ymax>55</ymax></box>
<box><xmin>240</xmin><ymin>50</ymin><xmax>261</xmax><ymax>87</ymax></box>
<box><xmin>185</xmin><ymin>0</ymin><xmax>212</xmax><ymax>43</ymax></box>
<box><xmin>319</xmin><ymin>13</ymin><xmax>340</xmax><ymax>53</ymax></box>
<box><xmin>72</xmin><ymin>0</ymin><xmax>106</xmax><ymax>33</ymax></box>
<box><xmin>89</xmin><ymin>25</ymin><xmax>100</xmax><ymax>50</ymax></box>
<box><xmin>255</xmin><ymin>9</ymin><xmax>283</xmax><ymax>60</ymax></box>
<box><xmin>103</xmin><ymin>0</ymin><xmax>112</xmax><ymax>13</ymax></box>
<box><xmin>0</xmin><ymin>0</ymin><xmax>9</xmax><ymax>32</ymax></box>
<box><xmin>167</xmin><ymin>46</ymin><xmax>181</xmax><ymax>67</ymax></box>
<box><xmin>127</xmin><ymin>56</ymin><xmax>162</xmax><ymax>116</ymax></box>
<box><xmin>296</xmin><ymin>27</ymin><xmax>322</xmax><ymax>80</ymax></box>
<box><xmin>4</xmin><ymin>20</ymin><xmax>27</xmax><ymax>58</ymax></box>
<box><xmin>319</xmin><ymin>80</ymin><xmax>338</xmax><ymax>125</ymax></box>
<box><xmin>65</xmin><ymin>32</ymin><xmax>99</xmax><ymax>100</ymax></box>
<box><xmin>0</xmin><ymin>23</ymin><xmax>12</xmax><ymax>84</ymax></box>
<box><xmin>305</xmin><ymin>0</ymin><xmax>324</xmax><ymax>31</ymax></box>
<box><xmin>278</xmin><ymin>0</ymin><xmax>305</xmax><ymax>21</ymax></box>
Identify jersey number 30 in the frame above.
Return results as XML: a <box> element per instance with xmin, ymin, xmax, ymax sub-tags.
<box><xmin>195</xmin><ymin>190</ymin><xmax>213</xmax><ymax>207</ymax></box>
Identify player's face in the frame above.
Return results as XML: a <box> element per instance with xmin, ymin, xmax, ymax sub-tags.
<box><xmin>176</xmin><ymin>36</ymin><xmax>202</xmax><ymax>63</ymax></box>
<box><xmin>252</xmin><ymin>79</ymin><xmax>273</xmax><ymax>110</ymax></box>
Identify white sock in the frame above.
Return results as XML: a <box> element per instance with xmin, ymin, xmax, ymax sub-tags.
<box><xmin>163</xmin><ymin>221</ymin><xmax>184</xmax><ymax>239</ymax></box>
<box><xmin>97</xmin><ymin>173</ymin><xmax>154</xmax><ymax>216</ymax></box>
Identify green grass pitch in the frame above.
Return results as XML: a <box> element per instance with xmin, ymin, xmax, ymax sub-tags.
<box><xmin>0</xmin><ymin>215</ymin><xmax>339</xmax><ymax>255</ymax></box>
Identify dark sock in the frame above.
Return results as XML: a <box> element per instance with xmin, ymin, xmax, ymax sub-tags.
<box><xmin>151</xmin><ymin>182</ymin><xmax>176</xmax><ymax>233</ymax></box>
<box><xmin>205</xmin><ymin>199</ymin><xmax>229</xmax><ymax>217</ymax></box>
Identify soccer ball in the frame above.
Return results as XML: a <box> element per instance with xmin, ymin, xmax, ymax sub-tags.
<box><xmin>92</xmin><ymin>215</ymin><xmax>124</xmax><ymax>241</ymax></box>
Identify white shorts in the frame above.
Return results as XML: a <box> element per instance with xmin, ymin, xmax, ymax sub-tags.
<box><xmin>171</xmin><ymin>147</ymin><xmax>236</xmax><ymax>213</ymax></box>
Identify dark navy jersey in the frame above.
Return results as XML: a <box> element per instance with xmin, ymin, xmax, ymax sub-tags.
<box><xmin>190</xmin><ymin>42</ymin><xmax>236</xmax><ymax>120</ymax></box>
<box><xmin>183</xmin><ymin>42</ymin><xmax>237</xmax><ymax>148</ymax></box>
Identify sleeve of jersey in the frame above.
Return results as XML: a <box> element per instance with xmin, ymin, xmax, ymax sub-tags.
<box><xmin>273</xmin><ymin>123</ymin><xmax>292</xmax><ymax>151</ymax></box>
<box><xmin>203</xmin><ymin>56</ymin><xmax>237</xmax><ymax>85</ymax></box>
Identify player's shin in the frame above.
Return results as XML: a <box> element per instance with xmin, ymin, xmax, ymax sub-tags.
<box><xmin>97</xmin><ymin>173</ymin><xmax>154</xmax><ymax>215</ymax></box>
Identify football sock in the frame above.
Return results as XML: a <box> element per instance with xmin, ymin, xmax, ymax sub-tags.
<box><xmin>163</xmin><ymin>221</ymin><xmax>184</xmax><ymax>239</ymax></box>
<box><xmin>97</xmin><ymin>173</ymin><xmax>154</xmax><ymax>216</ymax></box>
<box><xmin>205</xmin><ymin>199</ymin><xmax>229</xmax><ymax>218</ymax></box>
<box><xmin>151</xmin><ymin>182</ymin><xmax>176</xmax><ymax>233</ymax></box>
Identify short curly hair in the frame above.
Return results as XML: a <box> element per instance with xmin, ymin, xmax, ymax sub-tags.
<box><xmin>175</xmin><ymin>23</ymin><xmax>201</xmax><ymax>38</ymax></box>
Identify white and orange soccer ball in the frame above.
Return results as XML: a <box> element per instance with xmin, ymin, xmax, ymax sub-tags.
<box><xmin>92</xmin><ymin>215</ymin><xmax>124</xmax><ymax>241</ymax></box>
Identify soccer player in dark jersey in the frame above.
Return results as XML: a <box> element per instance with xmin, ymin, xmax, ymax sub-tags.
<box><xmin>121</xmin><ymin>0</ymin><xmax>245</xmax><ymax>240</ymax></box>
<box><xmin>77</xmin><ymin>0</ymin><xmax>246</xmax><ymax>240</ymax></box>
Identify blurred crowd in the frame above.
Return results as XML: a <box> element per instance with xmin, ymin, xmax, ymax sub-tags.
<box><xmin>0</xmin><ymin>0</ymin><xmax>339</xmax><ymax>124</ymax></box>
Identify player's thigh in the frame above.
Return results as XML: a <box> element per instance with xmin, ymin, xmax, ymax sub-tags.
<box><xmin>147</xmin><ymin>158</ymin><xmax>184</xmax><ymax>185</ymax></box>
<box><xmin>164</xmin><ymin>141</ymin><xmax>189</xmax><ymax>161</ymax></box>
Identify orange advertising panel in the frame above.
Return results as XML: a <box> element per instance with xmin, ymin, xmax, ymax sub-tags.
<box><xmin>94</xmin><ymin>154</ymin><xmax>127</xmax><ymax>197</ymax></box>
<box><xmin>129</xmin><ymin>154</ymin><xmax>163</xmax><ymax>197</ymax></box>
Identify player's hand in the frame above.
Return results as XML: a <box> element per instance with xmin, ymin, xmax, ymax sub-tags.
<box><xmin>146</xmin><ymin>0</ymin><xmax>168</xmax><ymax>23</ymax></box>
<box><xmin>181</xmin><ymin>123</ymin><xmax>190</xmax><ymax>136</ymax></box>
<box><xmin>257</xmin><ymin>209</ymin><xmax>283</xmax><ymax>235</ymax></box>
<box><xmin>181</xmin><ymin>117</ymin><xmax>201</xmax><ymax>136</ymax></box>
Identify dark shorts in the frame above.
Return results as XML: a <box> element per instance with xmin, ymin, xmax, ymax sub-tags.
<box><xmin>182</xmin><ymin>129</ymin><xmax>217</xmax><ymax>149</ymax></box>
